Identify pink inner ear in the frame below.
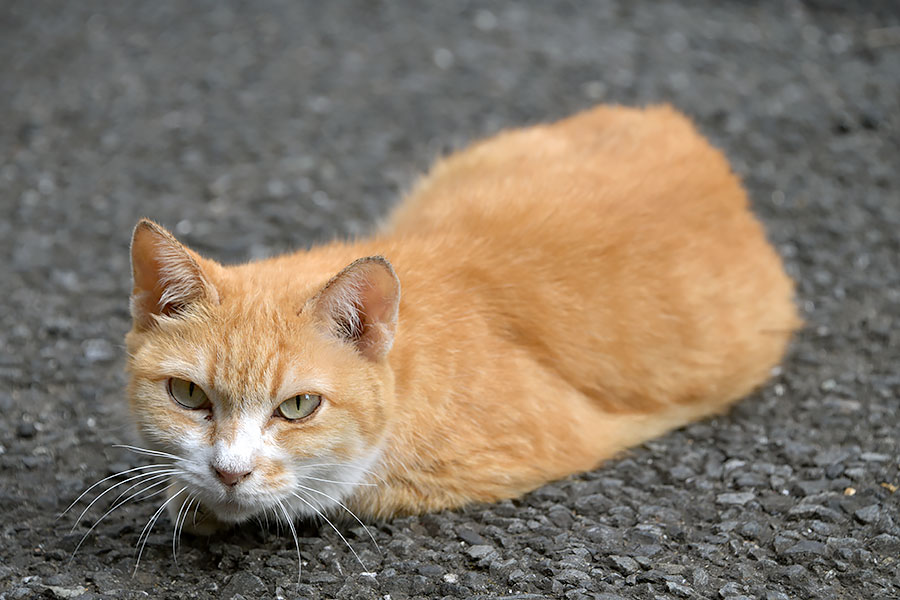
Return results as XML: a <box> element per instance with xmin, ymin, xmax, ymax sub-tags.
<box><xmin>358</xmin><ymin>265</ymin><xmax>400</xmax><ymax>325</ymax></box>
<box><xmin>129</xmin><ymin>220</ymin><xmax>217</xmax><ymax>326</ymax></box>
<box><xmin>132</xmin><ymin>245</ymin><xmax>168</xmax><ymax>301</ymax></box>
<box><xmin>313</xmin><ymin>256</ymin><xmax>401</xmax><ymax>361</ymax></box>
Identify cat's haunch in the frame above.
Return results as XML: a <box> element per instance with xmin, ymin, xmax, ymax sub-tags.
<box><xmin>123</xmin><ymin>104</ymin><xmax>799</xmax><ymax>533</ymax></box>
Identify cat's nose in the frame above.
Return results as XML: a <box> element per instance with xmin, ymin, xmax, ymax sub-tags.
<box><xmin>214</xmin><ymin>466</ymin><xmax>252</xmax><ymax>487</ymax></box>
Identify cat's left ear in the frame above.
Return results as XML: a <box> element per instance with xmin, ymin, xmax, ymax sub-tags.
<box><xmin>307</xmin><ymin>256</ymin><xmax>401</xmax><ymax>361</ymax></box>
<box><xmin>129</xmin><ymin>219</ymin><xmax>220</xmax><ymax>329</ymax></box>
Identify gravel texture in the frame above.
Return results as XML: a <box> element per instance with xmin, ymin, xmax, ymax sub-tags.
<box><xmin>2</xmin><ymin>2</ymin><xmax>899</xmax><ymax>599</ymax></box>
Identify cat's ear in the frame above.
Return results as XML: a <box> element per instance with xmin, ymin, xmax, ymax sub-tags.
<box><xmin>307</xmin><ymin>256</ymin><xmax>401</xmax><ymax>361</ymax></box>
<box><xmin>129</xmin><ymin>219</ymin><xmax>220</xmax><ymax>329</ymax></box>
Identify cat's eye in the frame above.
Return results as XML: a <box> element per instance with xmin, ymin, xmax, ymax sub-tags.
<box><xmin>167</xmin><ymin>378</ymin><xmax>210</xmax><ymax>410</ymax></box>
<box><xmin>277</xmin><ymin>393</ymin><xmax>322</xmax><ymax>421</ymax></box>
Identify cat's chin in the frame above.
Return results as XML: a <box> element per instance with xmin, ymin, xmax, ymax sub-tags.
<box><xmin>178</xmin><ymin>504</ymin><xmax>228</xmax><ymax>536</ymax></box>
<box><xmin>167</xmin><ymin>493</ymin><xmax>243</xmax><ymax>536</ymax></box>
<box><xmin>205</xmin><ymin>498</ymin><xmax>264</xmax><ymax>524</ymax></box>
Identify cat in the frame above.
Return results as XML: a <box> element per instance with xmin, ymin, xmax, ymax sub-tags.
<box><xmin>123</xmin><ymin>104</ymin><xmax>799</xmax><ymax>536</ymax></box>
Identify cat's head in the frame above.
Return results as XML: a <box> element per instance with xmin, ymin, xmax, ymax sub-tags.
<box><xmin>124</xmin><ymin>219</ymin><xmax>400</xmax><ymax>526</ymax></box>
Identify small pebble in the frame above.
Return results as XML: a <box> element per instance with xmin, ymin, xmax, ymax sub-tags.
<box><xmin>608</xmin><ymin>555</ymin><xmax>640</xmax><ymax>574</ymax></box>
<box><xmin>465</xmin><ymin>544</ymin><xmax>497</xmax><ymax>560</ymax></box>
<box><xmin>854</xmin><ymin>505</ymin><xmax>882</xmax><ymax>524</ymax></box>
<box><xmin>716</xmin><ymin>492</ymin><xmax>755</xmax><ymax>506</ymax></box>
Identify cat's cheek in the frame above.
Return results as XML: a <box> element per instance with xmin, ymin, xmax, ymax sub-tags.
<box><xmin>168</xmin><ymin>432</ymin><xmax>212</xmax><ymax>488</ymax></box>
<box><xmin>132</xmin><ymin>402</ymin><xmax>211</xmax><ymax>474</ymax></box>
<box><xmin>133</xmin><ymin>403</ymin><xmax>201</xmax><ymax>447</ymax></box>
<box><xmin>256</xmin><ymin>459</ymin><xmax>290</xmax><ymax>490</ymax></box>
<box><xmin>272</xmin><ymin>423</ymin><xmax>331</xmax><ymax>460</ymax></box>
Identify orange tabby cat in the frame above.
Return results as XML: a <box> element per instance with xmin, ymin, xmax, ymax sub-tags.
<box><xmin>125</xmin><ymin>104</ymin><xmax>799</xmax><ymax>533</ymax></box>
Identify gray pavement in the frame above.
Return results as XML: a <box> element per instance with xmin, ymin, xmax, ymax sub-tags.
<box><xmin>1</xmin><ymin>2</ymin><xmax>898</xmax><ymax>599</ymax></box>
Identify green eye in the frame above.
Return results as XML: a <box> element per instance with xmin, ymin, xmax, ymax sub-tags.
<box><xmin>167</xmin><ymin>378</ymin><xmax>210</xmax><ymax>409</ymax></box>
<box><xmin>277</xmin><ymin>393</ymin><xmax>322</xmax><ymax>421</ymax></box>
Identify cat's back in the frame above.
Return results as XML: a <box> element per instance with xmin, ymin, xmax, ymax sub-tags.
<box><xmin>386</xmin><ymin>104</ymin><xmax>742</xmax><ymax>240</ymax></box>
<box><xmin>384</xmin><ymin>104</ymin><xmax>799</xmax><ymax>414</ymax></box>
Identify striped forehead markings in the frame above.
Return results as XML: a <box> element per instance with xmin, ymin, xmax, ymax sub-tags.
<box><xmin>206</xmin><ymin>331</ymin><xmax>290</xmax><ymax>407</ymax></box>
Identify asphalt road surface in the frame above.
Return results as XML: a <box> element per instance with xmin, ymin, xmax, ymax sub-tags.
<box><xmin>1</xmin><ymin>2</ymin><xmax>898</xmax><ymax>599</ymax></box>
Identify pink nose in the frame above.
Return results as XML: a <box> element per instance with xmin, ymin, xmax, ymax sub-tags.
<box><xmin>214</xmin><ymin>467</ymin><xmax>252</xmax><ymax>486</ymax></box>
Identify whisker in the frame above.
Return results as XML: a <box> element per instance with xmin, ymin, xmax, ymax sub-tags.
<box><xmin>276</xmin><ymin>499</ymin><xmax>302</xmax><ymax>584</ymax></box>
<box><xmin>297</xmin><ymin>475</ymin><xmax>377</xmax><ymax>487</ymax></box>
<box><xmin>172</xmin><ymin>492</ymin><xmax>193</xmax><ymax>563</ymax></box>
<box><xmin>116</xmin><ymin>471</ymin><xmax>182</xmax><ymax>502</ymax></box>
<box><xmin>70</xmin><ymin>477</ymin><xmax>176</xmax><ymax>560</ymax></box>
<box><xmin>291</xmin><ymin>491</ymin><xmax>368</xmax><ymax>572</ymax></box>
<box><xmin>59</xmin><ymin>464</ymin><xmax>175</xmax><ymax>519</ymax></box>
<box><xmin>271</xmin><ymin>506</ymin><xmax>281</xmax><ymax>535</ymax></box>
<box><xmin>134</xmin><ymin>485</ymin><xmax>187</xmax><ymax>574</ymax></box>
<box><xmin>71</xmin><ymin>468</ymin><xmax>180</xmax><ymax>532</ymax></box>
<box><xmin>293</xmin><ymin>483</ymin><xmax>379</xmax><ymax>551</ymax></box>
<box><xmin>179</xmin><ymin>494</ymin><xmax>197</xmax><ymax>557</ymax></box>
<box><xmin>301</xmin><ymin>491</ymin><xmax>328</xmax><ymax>518</ymax></box>
<box><xmin>299</xmin><ymin>463</ymin><xmax>386</xmax><ymax>485</ymax></box>
<box><xmin>113</xmin><ymin>444</ymin><xmax>182</xmax><ymax>461</ymax></box>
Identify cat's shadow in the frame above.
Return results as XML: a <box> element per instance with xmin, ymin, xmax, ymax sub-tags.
<box><xmin>165</xmin><ymin>519</ymin><xmax>325</xmax><ymax>574</ymax></box>
<box><xmin>184</xmin><ymin>518</ymin><xmax>322</xmax><ymax>547</ymax></box>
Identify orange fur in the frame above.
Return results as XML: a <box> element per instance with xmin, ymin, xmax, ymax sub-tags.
<box><xmin>125</xmin><ymin>104</ymin><xmax>799</xmax><ymax>527</ymax></box>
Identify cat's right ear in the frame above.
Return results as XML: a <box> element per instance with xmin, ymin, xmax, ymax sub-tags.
<box><xmin>307</xmin><ymin>256</ymin><xmax>401</xmax><ymax>361</ymax></box>
<box><xmin>129</xmin><ymin>219</ymin><xmax>220</xmax><ymax>329</ymax></box>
